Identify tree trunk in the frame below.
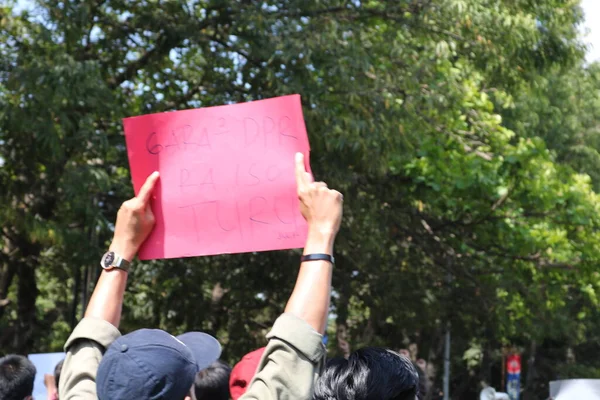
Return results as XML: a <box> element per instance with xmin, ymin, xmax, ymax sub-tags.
<box><xmin>0</xmin><ymin>260</ymin><xmax>16</xmax><ymax>320</ymax></box>
<box><xmin>0</xmin><ymin>232</ymin><xmax>40</xmax><ymax>354</ymax></box>
<box><xmin>334</xmin><ymin>254</ymin><xmax>352</xmax><ymax>358</ymax></box>
<box><xmin>0</xmin><ymin>234</ymin><xmax>17</xmax><ymax>320</ymax></box>
<box><xmin>71</xmin><ymin>264</ymin><xmax>81</xmax><ymax>330</ymax></box>
<box><xmin>523</xmin><ymin>341</ymin><xmax>537</xmax><ymax>400</ymax></box>
<box><xmin>15</xmin><ymin>260</ymin><xmax>38</xmax><ymax>354</ymax></box>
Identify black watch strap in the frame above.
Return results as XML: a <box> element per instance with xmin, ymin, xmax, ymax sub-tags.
<box><xmin>300</xmin><ymin>253</ymin><xmax>335</xmax><ymax>264</ymax></box>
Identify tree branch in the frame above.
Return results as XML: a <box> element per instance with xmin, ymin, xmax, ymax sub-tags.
<box><xmin>107</xmin><ymin>14</ymin><xmax>223</xmax><ymax>89</ymax></box>
<box><xmin>107</xmin><ymin>32</ymin><xmax>168</xmax><ymax>89</ymax></box>
<box><xmin>271</xmin><ymin>6</ymin><xmax>348</xmax><ymax>18</ymax></box>
<box><xmin>160</xmin><ymin>77</ymin><xmax>206</xmax><ymax>111</ymax></box>
<box><xmin>208</xmin><ymin>34</ymin><xmax>265</xmax><ymax>68</ymax></box>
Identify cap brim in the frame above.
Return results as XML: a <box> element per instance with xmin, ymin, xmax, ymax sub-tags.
<box><xmin>177</xmin><ymin>332</ymin><xmax>222</xmax><ymax>371</ymax></box>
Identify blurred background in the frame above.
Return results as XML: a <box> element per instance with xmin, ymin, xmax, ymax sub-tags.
<box><xmin>1</xmin><ymin>1</ymin><xmax>600</xmax><ymax>399</ymax></box>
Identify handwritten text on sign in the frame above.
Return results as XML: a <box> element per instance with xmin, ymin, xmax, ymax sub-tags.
<box><xmin>123</xmin><ymin>95</ymin><xmax>310</xmax><ymax>260</ymax></box>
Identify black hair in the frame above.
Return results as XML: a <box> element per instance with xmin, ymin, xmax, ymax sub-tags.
<box><xmin>0</xmin><ymin>354</ymin><xmax>36</xmax><ymax>400</ymax></box>
<box><xmin>193</xmin><ymin>359</ymin><xmax>231</xmax><ymax>400</ymax></box>
<box><xmin>313</xmin><ymin>347</ymin><xmax>419</xmax><ymax>400</ymax></box>
<box><xmin>55</xmin><ymin>359</ymin><xmax>64</xmax><ymax>390</ymax></box>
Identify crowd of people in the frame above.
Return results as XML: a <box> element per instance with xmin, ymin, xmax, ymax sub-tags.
<box><xmin>0</xmin><ymin>153</ymin><xmax>424</xmax><ymax>400</ymax></box>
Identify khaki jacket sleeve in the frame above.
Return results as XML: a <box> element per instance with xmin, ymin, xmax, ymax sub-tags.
<box><xmin>58</xmin><ymin>318</ymin><xmax>121</xmax><ymax>400</ymax></box>
<box><xmin>240</xmin><ymin>313</ymin><xmax>326</xmax><ymax>400</ymax></box>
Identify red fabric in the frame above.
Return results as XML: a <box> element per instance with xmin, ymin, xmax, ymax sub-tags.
<box><xmin>229</xmin><ymin>347</ymin><xmax>266</xmax><ymax>400</ymax></box>
<box><xmin>506</xmin><ymin>354</ymin><xmax>521</xmax><ymax>374</ymax></box>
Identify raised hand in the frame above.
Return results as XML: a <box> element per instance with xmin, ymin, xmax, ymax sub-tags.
<box><xmin>295</xmin><ymin>153</ymin><xmax>343</xmax><ymax>238</ymax></box>
<box><xmin>110</xmin><ymin>171</ymin><xmax>160</xmax><ymax>261</ymax></box>
<box><xmin>283</xmin><ymin>153</ymin><xmax>343</xmax><ymax>335</ymax></box>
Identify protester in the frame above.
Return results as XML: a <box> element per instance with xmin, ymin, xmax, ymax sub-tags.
<box><xmin>59</xmin><ymin>171</ymin><xmax>221</xmax><ymax>400</ymax></box>
<box><xmin>413</xmin><ymin>359</ymin><xmax>429</xmax><ymax>400</ymax></box>
<box><xmin>237</xmin><ymin>152</ymin><xmax>342</xmax><ymax>399</ymax></box>
<box><xmin>312</xmin><ymin>347</ymin><xmax>420</xmax><ymax>400</ymax></box>
<box><xmin>400</xmin><ymin>347</ymin><xmax>430</xmax><ymax>398</ymax></box>
<box><xmin>229</xmin><ymin>347</ymin><xmax>266</xmax><ymax>399</ymax></box>
<box><xmin>59</xmin><ymin>152</ymin><xmax>343</xmax><ymax>400</ymax></box>
<box><xmin>44</xmin><ymin>359</ymin><xmax>64</xmax><ymax>400</ymax></box>
<box><xmin>190</xmin><ymin>360</ymin><xmax>231</xmax><ymax>400</ymax></box>
<box><xmin>45</xmin><ymin>374</ymin><xmax>57</xmax><ymax>400</ymax></box>
<box><xmin>0</xmin><ymin>354</ymin><xmax>36</xmax><ymax>400</ymax></box>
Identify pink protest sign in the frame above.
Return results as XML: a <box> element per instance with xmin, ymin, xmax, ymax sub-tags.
<box><xmin>123</xmin><ymin>95</ymin><xmax>310</xmax><ymax>260</ymax></box>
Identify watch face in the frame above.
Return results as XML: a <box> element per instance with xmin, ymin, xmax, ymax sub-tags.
<box><xmin>102</xmin><ymin>252</ymin><xmax>115</xmax><ymax>269</ymax></box>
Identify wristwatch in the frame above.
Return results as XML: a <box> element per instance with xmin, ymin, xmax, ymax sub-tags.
<box><xmin>100</xmin><ymin>251</ymin><xmax>131</xmax><ymax>272</ymax></box>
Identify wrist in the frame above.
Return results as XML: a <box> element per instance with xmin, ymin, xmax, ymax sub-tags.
<box><xmin>307</xmin><ymin>225</ymin><xmax>338</xmax><ymax>240</ymax></box>
<box><xmin>304</xmin><ymin>229</ymin><xmax>336</xmax><ymax>255</ymax></box>
<box><xmin>109</xmin><ymin>240</ymin><xmax>137</xmax><ymax>262</ymax></box>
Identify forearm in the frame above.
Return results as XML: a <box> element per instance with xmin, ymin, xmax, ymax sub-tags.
<box><xmin>84</xmin><ymin>269</ymin><xmax>127</xmax><ymax>328</ymax></box>
<box><xmin>284</xmin><ymin>231</ymin><xmax>334</xmax><ymax>334</ymax></box>
<box><xmin>83</xmin><ymin>242</ymin><xmax>132</xmax><ymax>328</ymax></box>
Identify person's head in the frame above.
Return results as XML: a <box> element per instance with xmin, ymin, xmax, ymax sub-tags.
<box><xmin>54</xmin><ymin>359</ymin><xmax>63</xmax><ymax>391</ymax></box>
<box><xmin>0</xmin><ymin>354</ymin><xmax>36</xmax><ymax>400</ymax></box>
<box><xmin>313</xmin><ymin>347</ymin><xmax>420</xmax><ymax>400</ymax></box>
<box><xmin>96</xmin><ymin>329</ymin><xmax>221</xmax><ymax>400</ymax></box>
<box><xmin>190</xmin><ymin>360</ymin><xmax>231</xmax><ymax>400</ymax></box>
<box><xmin>229</xmin><ymin>347</ymin><xmax>266</xmax><ymax>400</ymax></box>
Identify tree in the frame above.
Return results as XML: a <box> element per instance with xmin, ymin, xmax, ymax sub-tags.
<box><xmin>1</xmin><ymin>1</ymin><xmax>599</xmax><ymax>398</ymax></box>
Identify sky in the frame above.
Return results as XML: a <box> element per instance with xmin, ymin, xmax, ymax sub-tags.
<box><xmin>581</xmin><ymin>0</ymin><xmax>600</xmax><ymax>62</ymax></box>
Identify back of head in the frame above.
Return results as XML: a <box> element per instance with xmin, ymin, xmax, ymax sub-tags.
<box><xmin>192</xmin><ymin>360</ymin><xmax>231</xmax><ymax>400</ymax></box>
<box><xmin>0</xmin><ymin>354</ymin><xmax>36</xmax><ymax>400</ymax></box>
<box><xmin>313</xmin><ymin>347</ymin><xmax>419</xmax><ymax>400</ymax></box>
<box><xmin>54</xmin><ymin>359</ymin><xmax>64</xmax><ymax>390</ymax></box>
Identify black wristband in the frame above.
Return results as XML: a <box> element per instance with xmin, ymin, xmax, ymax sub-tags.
<box><xmin>301</xmin><ymin>253</ymin><xmax>335</xmax><ymax>264</ymax></box>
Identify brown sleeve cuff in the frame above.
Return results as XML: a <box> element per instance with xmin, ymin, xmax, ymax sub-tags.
<box><xmin>266</xmin><ymin>313</ymin><xmax>326</xmax><ymax>363</ymax></box>
<box><xmin>64</xmin><ymin>317</ymin><xmax>121</xmax><ymax>351</ymax></box>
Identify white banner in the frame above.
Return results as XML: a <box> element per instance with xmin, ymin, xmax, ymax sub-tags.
<box><xmin>550</xmin><ymin>380</ymin><xmax>600</xmax><ymax>399</ymax></box>
<box><xmin>28</xmin><ymin>352</ymin><xmax>65</xmax><ymax>399</ymax></box>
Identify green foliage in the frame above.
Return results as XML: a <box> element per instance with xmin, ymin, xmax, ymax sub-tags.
<box><xmin>1</xmin><ymin>1</ymin><xmax>599</xmax><ymax>398</ymax></box>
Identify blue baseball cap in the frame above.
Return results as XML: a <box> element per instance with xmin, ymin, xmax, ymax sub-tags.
<box><xmin>96</xmin><ymin>329</ymin><xmax>221</xmax><ymax>400</ymax></box>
